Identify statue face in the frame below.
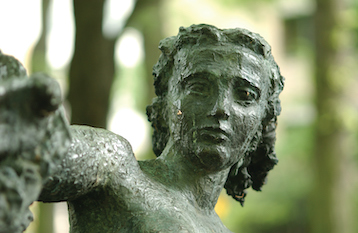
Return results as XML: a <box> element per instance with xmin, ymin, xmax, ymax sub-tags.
<box><xmin>166</xmin><ymin>46</ymin><xmax>269</xmax><ymax>172</ymax></box>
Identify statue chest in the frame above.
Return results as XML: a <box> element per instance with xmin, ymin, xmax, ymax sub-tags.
<box><xmin>67</xmin><ymin>181</ymin><xmax>231</xmax><ymax>233</ymax></box>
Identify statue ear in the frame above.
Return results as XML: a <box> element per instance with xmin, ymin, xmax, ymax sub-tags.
<box><xmin>146</xmin><ymin>97</ymin><xmax>170</xmax><ymax>157</ymax></box>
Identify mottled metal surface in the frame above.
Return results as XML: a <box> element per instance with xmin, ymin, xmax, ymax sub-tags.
<box><xmin>1</xmin><ymin>24</ymin><xmax>284</xmax><ymax>233</ymax></box>
<box><xmin>0</xmin><ymin>52</ymin><xmax>71</xmax><ymax>233</ymax></box>
<box><xmin>41</xmin><ymin>126</ymin><xmax>231</xmax><ymax>233</ymax></box>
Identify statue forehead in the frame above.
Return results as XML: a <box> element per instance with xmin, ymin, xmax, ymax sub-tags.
<box><xmin>172</xmin><ymin>46</ymin><xmax>267</xmax><ymax>86</ymax></box>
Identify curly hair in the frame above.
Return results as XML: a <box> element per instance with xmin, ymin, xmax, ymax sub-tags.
<box><xmin>146</xmin><ymin>24</ymin><xmax>284</xmax><ymax>205</ymax></box>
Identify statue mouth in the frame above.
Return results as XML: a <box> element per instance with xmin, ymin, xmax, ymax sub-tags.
<box><xmin>196</xmin><ymin>127</ymin><xmax>230</xmax><ymax>143</ymax></box>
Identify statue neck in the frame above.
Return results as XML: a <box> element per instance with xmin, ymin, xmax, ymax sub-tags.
<box><xmin>141</xmin><ymin>140</ymin><xmax>231</xmax><ymax>213</ymax></box>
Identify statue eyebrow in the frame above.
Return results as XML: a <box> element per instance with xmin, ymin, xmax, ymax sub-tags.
<box><xmin>180</xmin><ymin>70</ymin><xmax>262</xmax><ymax>94</ymax></box>
<box><xmin>236</xmin><ymin>66</ymin><xmax>262</xmax><ymax>89</ymax></box>
<box><xmin>180</xmin><ymin>71</ymin><xmax>213</xmax><ymax>84</ymax></box>
<box><xmin>239</xmin><ymin>62</ymin><xmax>262</xmax><ymax>88</ymax></box>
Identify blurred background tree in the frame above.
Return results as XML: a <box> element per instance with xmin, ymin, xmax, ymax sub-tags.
<box><xmin>0</xmin><ymin>0</ymin><xmax>357</xmax><ymax>232</ymax></box>
<box><xmin>126</xmin><ymin>0</ymin><xmax>164</xmax><ymax>111</ymax></box>
<box><xmin>30</xmin><ymin>1</ymin><xmax>54</xmax><ymax>233</ymax></box>
<box><xmin>68</xmin><ymin>0</ymin><xmax>116</xmax><ymax>128</ymax></box>
<box><xmin>310</xmin><ymin>0</ymin><xmax>356</xmax><ymax>232</ymax></box>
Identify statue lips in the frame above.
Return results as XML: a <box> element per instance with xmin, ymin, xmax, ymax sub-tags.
<box><xmin>196</xmin><ymin>126</ymin><xmax>230</xmax><ymax>144</ymax></box>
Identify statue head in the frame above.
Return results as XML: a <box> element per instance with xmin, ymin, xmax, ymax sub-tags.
<box><xmin>146</xmin><ymin>24</ymin><xmax>284</xmax><ymax>205</ymax></box>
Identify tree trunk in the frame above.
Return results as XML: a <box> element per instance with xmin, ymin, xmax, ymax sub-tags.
<box><xmin>126</xmin><ymin>0</ymin><xmax>164</xmax><ymax>111</ymax></box>
<box><xmin>68</xmin><ymin>0</ymin><xmax>116</xmax><ymax>128</ymax></box>
<box><xmin>30</xmin><ymin>1</ymin><xmax>54</xmax><ymax>233</ymax></box>
<box><xmin>311</xmin><ymin>0</ymin><xmax>351</xmax><ymax>232</ymax></box>
<box><xmin>31</xmin><ymin>0</ymin><xmax>50</xmax><ymax>74</ymax></box>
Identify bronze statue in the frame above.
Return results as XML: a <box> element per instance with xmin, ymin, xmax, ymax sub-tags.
<box><xmin>0</xmin><ymin>24</ymin><xmax>284</xmax><ymax>233</ymax></box>
<box><xmin>0</xmin><ymin>51</ymin><xmax>71</xmax><ymax>233</ymax></box>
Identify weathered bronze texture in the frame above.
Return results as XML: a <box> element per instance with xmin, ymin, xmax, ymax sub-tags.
<box><xmin>0</xmin><ymin>24</ymin><xmax>284</xmax><ymax>233</ymax></box>
<box><xmin>0</xmin><ymin>51</ymin><xmax>71</xmax><ymax>233</ymax></box>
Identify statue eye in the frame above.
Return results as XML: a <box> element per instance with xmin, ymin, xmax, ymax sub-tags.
<box><xmin>232</xmin><ymin>77</ymin><xmax>260</xmax><ymax>106</ymax></box>
<box><xmin>234</xmin><ymin>87</ymin><xmax>258</xmax><ymax>105</ymax></box>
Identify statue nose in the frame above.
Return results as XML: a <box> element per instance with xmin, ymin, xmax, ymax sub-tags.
<box><xmin>209</xmin><ymin>94</ymin><xmax>230</xmax><ymax>120</ymax></box>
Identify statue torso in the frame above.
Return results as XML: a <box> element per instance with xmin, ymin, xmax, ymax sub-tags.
<box><xmin>67</xmin><ymin>159</ymin><xmax>232</xmax><ymax>233</ymax></box>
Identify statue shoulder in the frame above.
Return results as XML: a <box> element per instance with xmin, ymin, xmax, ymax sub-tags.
<box><xmin>70</xmin><ymin>125</ymin><xmax>134</xmax><ymax>154</ymax></box>
<box><xmin>65</xmin><ymin>125</ymin><xmax>142</xmax><ymax>189</ymax></box>
<box><xmin>69</xmin><ymin>125</ymin><xmax>138</xmax><ymax>167</ymax></box>
<box><xmin>40</xmin><ymin>125</ymin><xmax>141</xmax><ymax>201</ymax></box>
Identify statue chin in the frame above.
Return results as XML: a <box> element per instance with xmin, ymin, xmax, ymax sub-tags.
<box><xmin>190</xmin><ymin>145</ymin><xmax>235</xmax><ymax>172</ymax></box>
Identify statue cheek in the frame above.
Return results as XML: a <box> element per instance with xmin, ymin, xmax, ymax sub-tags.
<box><xmin>173</xmin><ymin>99</ymin><xmax>181</xmax><ymax>111</ymax></box>
<box><xmin>231</xmin><ymin>109</ymin><xmax>261</xmax><ymax>146</ymax></box>
<box><xmin>168</xmin><ymin>99</ymin><xmax>186</xmax><ymax>142</ymax></box>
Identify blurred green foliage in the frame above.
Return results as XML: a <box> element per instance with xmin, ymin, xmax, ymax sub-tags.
<box><xmin>219</xmin><ymin>0</ymin><xmax>276</xmax><ymax>7</ymax></box>
<box><xmin>220</xmin><ymin>125</ymin><xmax>314</xmax><ymax>233</ymax></box>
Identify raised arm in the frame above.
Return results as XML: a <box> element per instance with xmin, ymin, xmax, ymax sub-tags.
<box><xmin>39</xmin><ymin>125</ymin><xmax>140</xmax><ymax>202</ymax></box>
<box><xmin>0</xmin><ymin>52</ymin><xmax>141</xmax><ymax>232</ymax></box>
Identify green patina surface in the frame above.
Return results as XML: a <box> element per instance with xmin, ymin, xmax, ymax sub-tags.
<box><xmin>0</xmin><ymin>24</ymin><xmax>284</xmax><ymax>233</ymax></box>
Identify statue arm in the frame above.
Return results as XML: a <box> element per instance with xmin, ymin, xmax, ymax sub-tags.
<box><xmin>39</xmin><ymin>125</ymin><xmax>138</xmax><ymax>202</ymax></box>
